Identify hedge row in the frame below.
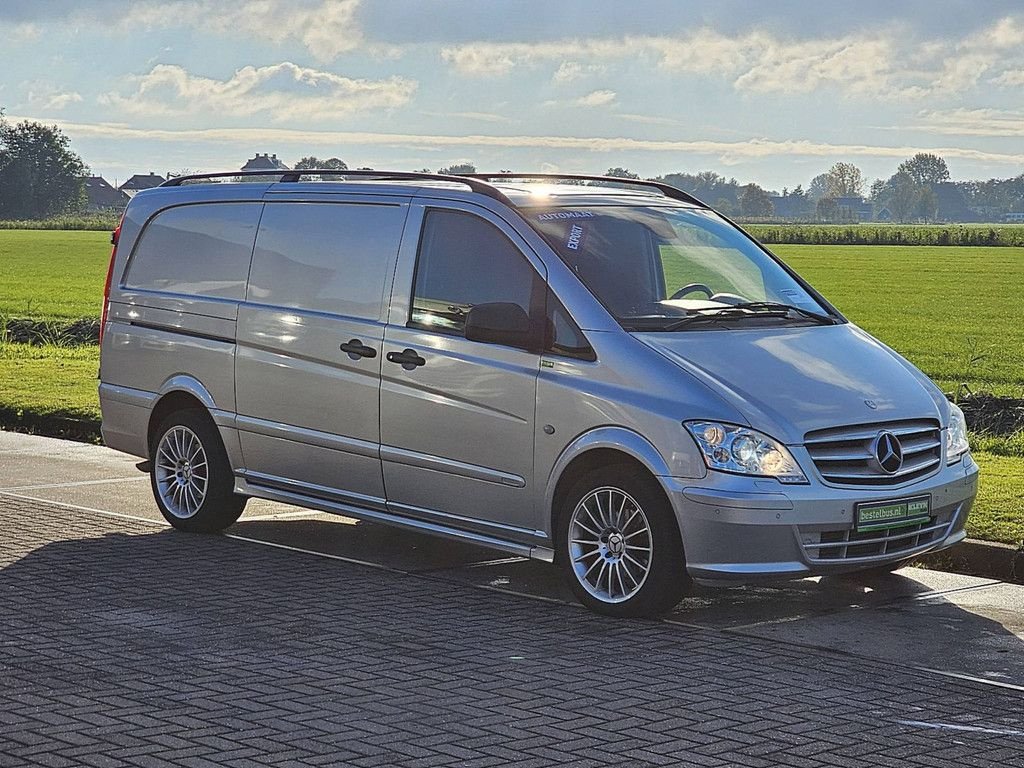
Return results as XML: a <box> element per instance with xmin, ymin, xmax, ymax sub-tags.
<box><xmin>745</xmin><ymin>224</ymin><xmax>1024</xmax><ymax>247</ymax></box>
<box><xmin>0</xmin><ymin>213</ymin><xmax>121</xmax><ymax>231</ymax></box>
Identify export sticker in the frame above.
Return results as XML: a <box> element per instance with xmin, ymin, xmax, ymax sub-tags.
<box><xmin>566</xmin><ymin>223</ymin><xmax>586</xmax><ymax>251</ymax></box>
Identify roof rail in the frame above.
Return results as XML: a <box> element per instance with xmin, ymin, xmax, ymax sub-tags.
<box><xmin>160</xmin><ymin>169</ymin><xmax>516</xmax><ymax>207</ymax></box>
<box><xmin>458</xmin><ymin>173</ymin><xmax>707</xmax><ymax>208</ymax></box>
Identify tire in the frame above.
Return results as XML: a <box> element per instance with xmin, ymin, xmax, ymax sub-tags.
<box><xmin>555</xmin><ymin>463</ymin><xmax>691</xmax><ymax>618</ymax></box>
<box><xmin>149</xmin><ymin>408</ymin><xmax>246</xmax><ymax>532</ymax></box>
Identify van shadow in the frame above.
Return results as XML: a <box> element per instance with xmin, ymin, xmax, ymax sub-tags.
<box><xmin>230</xmin><ymin>515</ymin><xmax>1024</xmax><ymax>688</ymax></box>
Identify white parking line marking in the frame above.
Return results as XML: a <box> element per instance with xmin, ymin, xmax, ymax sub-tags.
<box><xmin>0</xmin><ymin>491</ymin><xmax>166</xmax><ymax>528</ymax></box>
<box><xmin>223</xmin><ymin>533</ymin><xmax>406</xmax><ymax>574</ymax></box>
<box><xmin>897</xmin><ymin>719</ymin><xmax>1024</xmax><ymax>737</ymax></box>
<box><xmin>2</xmin><ymin>476</ymin><xmax>149</xmax><ymax>492</ymax></box>
<box><xmin>913</xmin><ymin>667</ymin><xmax>1024</xmax><ymax>694</ymax></box>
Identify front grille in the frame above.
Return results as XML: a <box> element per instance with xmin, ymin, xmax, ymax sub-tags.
<box><xmin>801</xmin><ymin>515</ymin><xmax>950</xmax><ymax>562</ymax></box>
<box><xmin>804</xmin><ymin>419</ymin><xmax>942</xmax><ymax>486</ymax></box>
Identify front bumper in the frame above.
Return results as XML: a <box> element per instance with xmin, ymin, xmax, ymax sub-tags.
<box><xmin>664</xmin><ymin>452</ymin><xmax>979</xmax><ymax>585</ymax></box>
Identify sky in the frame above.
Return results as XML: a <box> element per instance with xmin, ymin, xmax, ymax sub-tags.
<box><xmin>2</xmin><ymin>0</ymin><xmax>1023</xmax><ymax>191</ymax></box>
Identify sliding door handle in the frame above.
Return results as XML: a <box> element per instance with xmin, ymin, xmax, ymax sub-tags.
<box><xmin>386</xmin><ymin>348</ymin><xmax>426</xmax><ymax>370</ymax></box>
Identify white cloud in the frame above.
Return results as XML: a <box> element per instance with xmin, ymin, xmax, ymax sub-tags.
<box><xmin>912</xmin><ymin>108</ymin><xmax>1024</xmax><ymax>137</ymax></box>
<box><xmin>439</xmin><ymin>17</ymin><xmax>1024</xmax><ymax>100</ymax></box>
<box><xmin>13</xmin><ymin>116</ymin><xmax>1024</xmax><ymax>167</ymax></box>
<box><xmin>23</xmin><ymin>81</ymin><xmax>83</xmax><ymax>111</ymax></box>
<box><xmin>121</xmin><ymin>0</ymin><xmax>366</xmax><ymax>62</ymax></box>
<box><xmin>574</xmin><ymin>89</ymin><xmax>616</xmax><ymax>107</ymax></box>
<box><xmin>422</xmin><ymin>110</ymin><xmax>512</xmax><ymax>123</ymax></box>
<box><xmin>551</xmin><ymin>61</ymin><xmax>605</xmax><ymax>84</ymax></box>
<box><xmin>99</xmin><ymin>62</ymin><xmax>416</xmax><ymax>122</ymax></box>
<box><xmin>993</xmin><ymin>69</ymin><xmax>1024</xmax><ymax>87</ymax></box>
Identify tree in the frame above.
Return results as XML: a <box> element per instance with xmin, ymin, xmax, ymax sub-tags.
<box><xmin>738</xmin><ymin>184</ymin><xmax>774</xmax><ymax>218</ymax></box>
<box><xmin>822</xmin><ymin>162</ymin><xmax>865</xmax><ymax>198</ymax></box>
<box><xmin>293</xmin><ymin>156</ymin><xmax>348</xmax><ymax>171</ymax></box>
<box><xmin>807</xmin><ymin>173</ymin><xmax>830</xmax><ymax>202</ymax></box>
<box><xmin>438</xmin><ymin>163</ymin><xmax>476</xmax><ymax>175</ymax></box>
<box><xmin>897</xmin><ymin>153</ymin><xmax>950</xmax><ymax>187</ymax></box>
<box><xmin>885</xmin><ymin>172</ymin><xmax>922</xmax><ymax>222</ymax></box>
<box><xmin>604</xmin><ymin>167</ymin><xmax>640</xmax><ymax>179</ymax></box>
<box><xmin>0</xmin><ymin>115</ymin><xmax>87</xmax><ymax>219</ymax></box>
<box><xmin>915</xmin><ymin>185</ymin><xmax>938</xmax><ymax>221</ymax></box>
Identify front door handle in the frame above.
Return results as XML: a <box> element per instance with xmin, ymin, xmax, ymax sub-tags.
<box><xmin>386</xmin><ymin>348</ymin><xmax>426</xmax><ymax>370</ymax></box>
<box><xmin>340</xmin><ymin>339</ymin><xmax>377</xmax><ymax>360</ymax></box>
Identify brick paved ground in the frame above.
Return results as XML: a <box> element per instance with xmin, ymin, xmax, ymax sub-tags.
<box><xmin>1</xmin><ymin>495</ymin><xmax>1022</xmax><ymax>768</ymax></box>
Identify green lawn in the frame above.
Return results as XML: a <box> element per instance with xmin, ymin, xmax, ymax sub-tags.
<box><xmin>968</xmin><ymin>453</ymin><xmax>1024</xmax><ymax>545</ymax></box>
<box><xmin>772</xmin><ymin>245</ymin><xmax>1024</xmax><ymax>397</ymax></box>
<box><xmin>0</xmin><ymin>230</ymin><xmax>111</xmax><ymax>321</ymax></box>
<box><xmin>0</xmin><ymin>342</ymin><xmax>100</xmax><ymax>420</ymax></box>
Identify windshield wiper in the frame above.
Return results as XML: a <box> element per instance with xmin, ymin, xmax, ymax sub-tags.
<box><xmin>633</xmin><ymin>302</ymin><xmax>838</xmax><ymax>332</ymax></box>
<box><xmin>728</xmin><ymin>301</ymin><xmax>839</xmax><ymax>325</ymax></box>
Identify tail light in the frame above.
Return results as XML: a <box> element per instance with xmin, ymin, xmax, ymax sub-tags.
<box><xmin>100</xmin><ymin>214</ymin><xmax>125</xmax><ymax>344</ymax></box>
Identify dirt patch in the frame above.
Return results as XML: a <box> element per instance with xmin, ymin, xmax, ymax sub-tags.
<box><xmin>2</xmin><ymin>318</ymin><xmax>99</xmax><ymax>345</ymax></box>
<box><xmin>958</xmin><ymin>392</ymin><xmax>1024</xmax><ymax>436</ymax></box>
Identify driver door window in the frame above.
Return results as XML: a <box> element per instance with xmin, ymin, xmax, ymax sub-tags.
<box><xmin>410</xmin><ymin>209</ymin><xmax>541</xmax><ymax>345</ymax></box>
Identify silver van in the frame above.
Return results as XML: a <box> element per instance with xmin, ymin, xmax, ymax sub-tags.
<box><xmin>99</xmin><ymin>171</ymin><xmax>978</xmax><ymax>617</ymax></box>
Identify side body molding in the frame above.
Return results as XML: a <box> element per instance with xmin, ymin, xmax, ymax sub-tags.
<box><xmin>543</xmin><ymin>426</ymin><xmax>674</xmax><ymax>535</ymax></box>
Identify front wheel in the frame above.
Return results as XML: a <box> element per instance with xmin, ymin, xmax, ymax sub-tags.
<box><xmin>150</xmin><ymin>408</ymin><xmax>246</xmax><ymax>532</ymax></box>
<box><xmin>556</xmin><ymin>464</ymin><xmax>691</xmax><ymax>618</ymax></box>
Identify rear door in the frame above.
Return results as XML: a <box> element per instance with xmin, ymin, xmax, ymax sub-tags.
<box><xmin>380</xmin><ymin>203</ymin><xmax>547</xmax><ymax>536</ymax></box>
<box><xmin>235</xmin><ymin>197</ymin><xmax>410</xmax><ymax>506</ymax></box>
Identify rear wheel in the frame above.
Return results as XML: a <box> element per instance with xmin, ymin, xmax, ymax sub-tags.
<box><xmin>556</xmin><ymin>463</ymin><xmax>690</xmax><ymax>618</ymax></box>
<box><xmin>150</xmin><ymin>408</ymin><xmax>245</xmax><ymax>532</ymax></box>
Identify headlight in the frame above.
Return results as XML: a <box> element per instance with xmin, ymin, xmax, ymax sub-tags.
<box><xmin>946</xmin><ymin>402</ymin><xmax>970</xmax><ymax>462</ymax></box>
<box><xmin>685</xmin><ymin>421</ymin><xmax>807</xmax><ymax>484</ymax></box>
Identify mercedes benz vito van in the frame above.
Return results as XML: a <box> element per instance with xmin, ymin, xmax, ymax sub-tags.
<box><xmin>99</xmin><ymin>171</ymin><xmax>978</xmax><ymax>617</ymax></box>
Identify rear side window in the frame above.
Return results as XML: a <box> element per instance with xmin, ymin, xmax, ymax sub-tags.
<box><xmin>411</xmin><ymin>209</ymin><xmax>540</xmax><ymax>335</ymax></box>
<box><xmin>248</xmin><ymin>202</ymin><xmax>406</xmax><ymax>319</ymax></box>
<box><xmin>124</xmin><ymin>203</ymin><xmax>262</xmax><ymax>299</ymax></box>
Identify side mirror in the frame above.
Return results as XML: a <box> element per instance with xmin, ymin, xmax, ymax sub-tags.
<box><xmin>464</xmin><ymin>302</ymin><xmax>533</xmax><ymax>349</ymax></box>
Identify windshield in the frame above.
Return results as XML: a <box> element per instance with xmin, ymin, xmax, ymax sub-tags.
<box><xmin>529</xmin><ymin>205</ymin><xmax>832</xmax><ymax>329</ymax></box>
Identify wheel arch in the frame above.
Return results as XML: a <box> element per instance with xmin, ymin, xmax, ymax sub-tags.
<box><xmin>146</xmin><ymin>376</ymin><xmax>220</xmax><ymax>453</ymax></box>
<box><xmin>544</xmin><ymin>427</ymin><xmax>676</xmax><ymax>538</ymax></box>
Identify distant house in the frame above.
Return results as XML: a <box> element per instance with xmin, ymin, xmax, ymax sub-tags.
<box><xmin>833</xmin><ymin>195</ymin><xmax>873</xmax><ymax>222</ymax></box>
<box><xmin>769</xmin><ymin>195</ymin><xmax>810</xmax><ymax>220</ymax></box>
<box><xmin>240</xmin><ymin>153</ymin><xmax>290</xmax><ymax>172</ymax></box>
<box><xmin>1005</xmin><ymin>212</ymin><xmax>1024</xmax><ymax>223</ymax></box>
<box><xmin>120</xmin><ymin>172</ymin><xmax>166</xmax><ymax>198</ymax></box>
<box><xmin>82</xmin><ymin>176</ymin><xmax>129</xmax><ymax>212</ymax></box>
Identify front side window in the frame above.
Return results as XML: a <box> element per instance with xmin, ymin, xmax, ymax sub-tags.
<box><xmin>529</xmin><ymin>206</ymin><xmax>834</xmax><ymax>330</ymax></box>
<box><xmin>411</xmin><ymin>210</ymin><xmax>541</xmax><ymax>343</ymax></box>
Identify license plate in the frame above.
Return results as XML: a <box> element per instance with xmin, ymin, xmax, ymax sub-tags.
<box><xmin>855</xmin><ymin>496</ymin><xmax>931</xmax><ymax>532</ymax></box>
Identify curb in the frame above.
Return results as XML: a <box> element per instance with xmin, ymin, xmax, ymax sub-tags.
<box><xmin>0</xmin><ymin>408</ymin><xmax>101</xmax><ymax>444</ymax></box>
<box><xmin>917</xmin><ymin>538</ymin><xmax>1024</xmax><ymax>585</ymax></box>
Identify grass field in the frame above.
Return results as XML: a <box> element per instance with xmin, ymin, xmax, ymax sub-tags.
<box><xmin>0</xmin><ymin>230</ymin><xmax>1021</xmax><ymax>544</ymax></box>
<box><xmin>0</xmin><ymin>341</ymin><xmax>100</xmax><ymax>420</ymax></box>
<box><xmin>772</xmin><ymin>244</ymin><xmax>1024</xmax><ymax>397</ymax></box>
<box><xmin>0</xmin><ymin>230</ymin><xmax>110</xmax><ymax>321</ymax></box>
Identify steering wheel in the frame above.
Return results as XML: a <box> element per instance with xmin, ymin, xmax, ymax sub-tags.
<box><xmin>669</xmin><ymin>283</ymin><xmax>714</xmax><ymax>301</ymax></box>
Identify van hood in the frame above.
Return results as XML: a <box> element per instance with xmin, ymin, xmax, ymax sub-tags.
<box><xmin>635</xmin><ymin>323</ymin><xmax>947</xmax><ymax>444</ymax></box>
